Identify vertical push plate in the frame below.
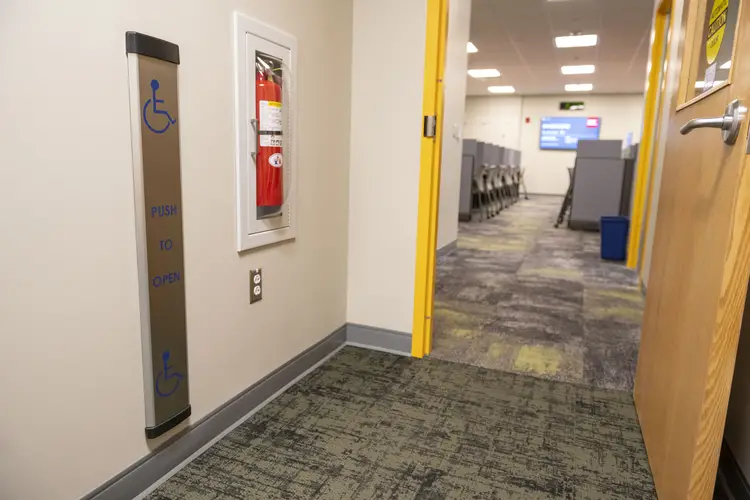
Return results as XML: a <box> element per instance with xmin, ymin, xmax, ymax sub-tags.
<box><xmin>126</xmin><ymin>32</ymin><xmax>191</xmax><ymax>439</ymax></box>
<box><xmin>250</xmin><ymin>269</ymin><xmax>263</xmax><ymax>303</ymax></box>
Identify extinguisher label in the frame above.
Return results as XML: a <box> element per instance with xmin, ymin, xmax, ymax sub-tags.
<box><xmin>259</xmin><ymin>135</ymin><xmax>283</xmax><ymax>147</ymax></box>
<box><xmin>259</xmin><ymin>101</ymin><xmax>282</xmax><ymax>132</ymax></box>
<box><xmin>268</xmin><ymin>153</ymin><xmax>283</xmax><ymax>168</ymax></box>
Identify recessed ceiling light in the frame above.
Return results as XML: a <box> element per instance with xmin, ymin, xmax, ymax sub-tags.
<box><xmin>561</xmin><ymin>65</ymin><xmax>595</xmax><ymax>75</ymax></box>
<box><xmin>565</xmin><ymin>83</ymin><xmax>593</xmax><ymax>92</ymax></box>
<box><xmin>720</xmin><ymin>61</ymin><xmax>731</xmax><ymax>69</ymax></box>
<box><xmin>467</xmin><ymin>42</ymin><xmax>478</xmax><ymax>53</ymax></box>
<box><xmin>555</xmin><ymin>34</ymin><xmax>598</xmax><ymax>48</ymax></box>
<box><xmin>488</xmin><ymin>86</ymin><xmax>516</xmax><ymax>94</ymax></box>
<box><xmin>468</xmin><ymin>69</ymin><xmax>501</xmax><ymax>78</ymax></box>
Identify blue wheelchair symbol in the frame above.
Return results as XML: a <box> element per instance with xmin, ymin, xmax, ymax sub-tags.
<box><xmin>143</xmin><ymin>79</ymin><xmax>176</xmax><ymax>134</ymax></box>
<box><xmin>155</xmin><ymin>350</ymin><xmax>184</xmax><ymax>398</ymax></box>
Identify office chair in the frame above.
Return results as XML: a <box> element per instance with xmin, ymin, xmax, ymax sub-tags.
<box><xmin>519</xmin><ymin>168</ymin><xmax>529</xmax><ymax>200</ymax></box>
<box><xmin>471</xmin><ymin>164</ymin><xmax>489</xmax><ymax>221</ymax></box>
<box><xmin>486</xmin><ymin>165</ymin><xmax>500</xmax><ymax>217</ymax></box>
<box><xmin>490</xmin><ymin>166</ymin><xmax>505</xmax><ymax>213</ymax></box>
<box><xmin>555</xmin><ymin>167</ymin><xmax>575</xmax><ymax>228</ymax></box>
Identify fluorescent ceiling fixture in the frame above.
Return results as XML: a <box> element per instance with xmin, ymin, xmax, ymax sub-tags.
<box><xmin>468</xmin><ymin>68</ymin><xmax>501</xmax><ymax>78</ymax></box>
<box><xmin>488</xmin><ymin>86</ymin><xmax>516</xmax><ymax>94</ymax></box>
<box><xmin>467</xmin><ymin>42</ymin><xmax>478</xmax><ymax>53</ymax></box>
<box><xmin>561</xmin><ymin>64</ymin><xmax>595</xmax><ymax>75</ymax></box>
<box><xmin>720</xmin><ymin>61</ymin><xmax>731</xmax><ymax>69</ymax></box>
<box><xmin>565</xmin><ymin>83</ymin><xmax>593</xmax><ymax>92</ymax></box>
<box><xmin>555</xmin><ymin>34</ymin><xmax>598</xmax><ymax>48</ymax></box>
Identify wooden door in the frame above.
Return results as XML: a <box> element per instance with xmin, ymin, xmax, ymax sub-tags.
<box><xmin>634</xmin><ymin>0</ymin><xmax>750</xmax><ymax>498</ymax></box>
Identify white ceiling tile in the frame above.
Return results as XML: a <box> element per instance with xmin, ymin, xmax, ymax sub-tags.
<box><xmin>468</xmin><ymin>0</ymin><xmax>653</xmax><ymax>95</ymax></box>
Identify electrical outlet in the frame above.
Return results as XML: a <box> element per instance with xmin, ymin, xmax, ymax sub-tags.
<box><xmin>250</xmin><ymin>269</ymin><xmax>262</xmax><ymax>303</ymax></box>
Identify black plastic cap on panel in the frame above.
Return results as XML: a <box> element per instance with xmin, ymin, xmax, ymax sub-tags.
<box><xmin>145</xmin><ymin>405</ymin><xmax>191</xmax><ymax>440</ymax></box>
<box><xmin>126</xmin><ymin>31</ymin><xmax>180</xmax><ymax>65</ymax></box>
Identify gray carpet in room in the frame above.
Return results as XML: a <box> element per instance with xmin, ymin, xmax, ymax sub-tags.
<box><xmin>147</xmin><ymin>347</ymin><xmax>656</xmax><ymax>500</ymax></box>
<box><xmin>431</xmin><ymin>196</ymin><xmax>643</xmax><ymax>391</ymax></box>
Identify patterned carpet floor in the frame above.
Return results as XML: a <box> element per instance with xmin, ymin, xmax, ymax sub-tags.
<box><xmin>431</xmin><ymin>197</ymin><xmax>644</xmax><ymax>391</ymax></box>
<box><xmin>147</xmin><ymin>347</ymin><xmax>656</xmax><ymax>500</ymax></box>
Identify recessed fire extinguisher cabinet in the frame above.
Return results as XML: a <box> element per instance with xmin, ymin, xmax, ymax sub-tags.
<box><xmin>234</xmin><ymin>13</ymin><xmax>297</xmax><ymax>252</ymax></box>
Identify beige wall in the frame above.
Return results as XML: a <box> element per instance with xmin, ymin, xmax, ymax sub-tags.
<box><xmin>0</xmin><ymin>1</ymin><xmax>352</xmax><ymax>499</ymax></box>
<box><xmin>436</xmin><ymin>0</ymin><xmax>472</xmax><ymax>250</ymax></box>
<box><xmin>464</xmin><ymin>94</ymin><xmax>645</xmax><ymax>195</ymax></box>
<box><xmin>464</xmin><ymin>96</ymin><xmax>524</xmax><ymax>149</ymax></box>
<box><xmin>346</xmin><ymin>0</ymin><xmax>427</xmax><ymax>333</ymax></box>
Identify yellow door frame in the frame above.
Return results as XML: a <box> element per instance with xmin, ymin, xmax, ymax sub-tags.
<box><xmin>626</xmin><ymin>0</ymin><xmax>672</xmax><ymax>269</ymax></box>
<box><xmin>412</xmin><ymin>0</ymin><xmax>449</xmax><ymax>358</ymax></box>
<box><xmin>638</xmin><ymin>2</ymin><xmax>674</xmax><ymax>283</ymax></box>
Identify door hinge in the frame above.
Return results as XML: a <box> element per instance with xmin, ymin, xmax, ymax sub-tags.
<box><xmin>424</xmin><ymin>115</ymin><xmax>437</xmax><ymax>138</ymax></box>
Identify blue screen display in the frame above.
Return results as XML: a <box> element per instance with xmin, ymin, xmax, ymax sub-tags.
<box><xmin>539</xmin><ymin>116</ymin><xmax>601</xmax><ymax>150</ymax></box>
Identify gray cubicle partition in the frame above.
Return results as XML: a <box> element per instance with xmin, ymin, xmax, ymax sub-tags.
<box><xmin>576</xmin><ymin>139</ymin><xmax>623</xmax><ymax>159</ymax></box>
<box><xmin>569</xmin><ymin>140</ymin><xmax>625</xmax><ymax>231</ymax></box>
<box><xmin>492</xmin><ymin>144</ymin><xmax>502</xmax><ymax>166</ymax></box>
<box><xmin>500</xmin><ymin>147</ymin><xmax>510</xmax><ymax>166</ymax></box>
<box><xmin>496</xmin><ymin>146</ymin><xmax>506</xmax><ymax>166</ymax></box>
<box><xmin>459</xmin><ymin>139</ymin><xmax>478</xmax><ymax>221</ymax></box>
<box><xmin>620</xmin><ymin>143</ymin><xmax>639</xmax><ymax>217</ymax></box>
<box><xmin>459</xmin><ymin>140</ymin><xmax>519</xmax><ymax>222</ymax></box>
<box><xmin>481</xmin><ymin>142</ymin><xmax>493</xmax><ymax>166</ymax></box>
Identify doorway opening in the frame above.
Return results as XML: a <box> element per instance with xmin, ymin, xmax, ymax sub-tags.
<box><xmin>414</xmin><ymin>0</ymin><xmax>666</xmax><ymax>393</ymax></box>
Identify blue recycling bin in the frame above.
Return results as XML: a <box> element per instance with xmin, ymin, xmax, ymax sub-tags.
<box><xmin>600</xmin><ymin>216</ymin><xmax>629</xmax><ymax>261</ymax></box>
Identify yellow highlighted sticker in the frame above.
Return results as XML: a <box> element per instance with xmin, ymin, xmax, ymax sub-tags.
<box><xmin>706</xmin><ymin>0</ymin><xmax>729</xmax><ymax>64</ymax></box>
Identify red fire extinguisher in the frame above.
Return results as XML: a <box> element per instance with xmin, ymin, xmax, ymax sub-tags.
<box><xmin>255</xmin><ymin>66</ymin><xmax>283</xmax><ymax>208</ymax></box>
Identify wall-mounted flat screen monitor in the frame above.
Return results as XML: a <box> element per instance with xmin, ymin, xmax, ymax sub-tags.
<box><xmin>540</xmin><ymin>116</ymin><xmax>601</xmax><ymax>151</ymax></box>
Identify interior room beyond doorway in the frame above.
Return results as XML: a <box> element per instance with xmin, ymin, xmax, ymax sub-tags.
<box><xmin>430</xmin><ymin>0</ymin><xmax>652</xmax><ymax>390</ymax></box>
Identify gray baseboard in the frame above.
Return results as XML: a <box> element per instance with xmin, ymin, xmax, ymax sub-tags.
<box><xmin>84</xmin><ymin>326</ymin><xmax>347</xmax><ymax>500</ymax></box>
<box><xmin>437</xmin><ymin>240</ymin><xmax>457</xmax><ymax>258</ymax></box>
<box><xmin>346</xmin><ymin>323</ymin><xmax>412</xmax><ymax>355</ymax></box>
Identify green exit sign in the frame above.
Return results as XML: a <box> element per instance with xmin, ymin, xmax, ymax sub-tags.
<box><xmin>560</xmin><ymin>101</ymin><xmax>585</xmax><ymax>111</ymax></box>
